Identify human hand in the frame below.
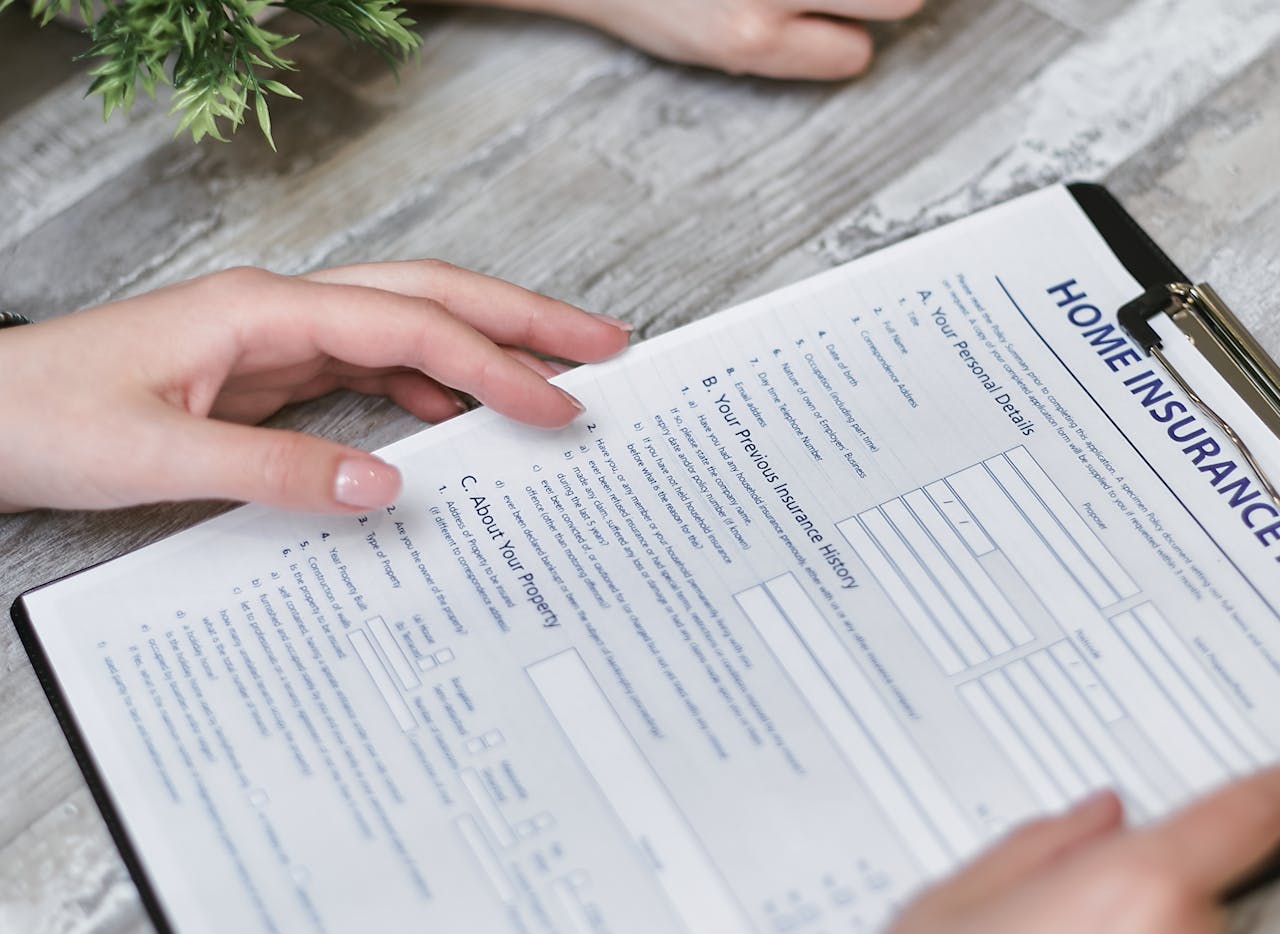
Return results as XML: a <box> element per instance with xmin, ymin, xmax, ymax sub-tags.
<box><xmin>466</xmin><ymin>0</ymin><xmax>924</xmax><ymax>80</ymax></box>
<box><xmin>889</xmin><ymin>768</ymin><xmax>1280</xmax><ymax>934</ymax></box>
<box><xmin>0</xmin><ymin>261</ymin><xmax>631</xmax><ymax>513</ymax></box>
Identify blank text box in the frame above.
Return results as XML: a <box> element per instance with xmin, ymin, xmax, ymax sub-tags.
<box><xmin>1007</xmin><ymin>447</ymin><xmax>1138</xmax><ymax>601</ymax></box>
<box><xmin>960</xmin><ymin>680</ymin><xmax>1065</xmax><ymax>812</ymax></box>
<box><xmin>1105</xmin><ymin>613</ymin><xmax>1230</xmax><ymax>794</ymax></box>
<box><xmin>904</xmin><ymin>489</ymin><xmax>1032</xmax><ymax>647</ymax></box>
<box><xmin>890</xmin><ymin>493</ymin><xmax>1018</xmax><ymax>655</ymax></box>
<box><xmin>738</xmin><ymin>579</ymin><xmax>966</xmax><ymax>876</ymax></box>
<box><xmin>763</xmin><ymin>574</ymin><xmax>977</xmax><ymax>860</ymax></box>
<box><xmin>366</xmin><ymin>615</ymin><xmax>420</xmax><ymax>691</ymax></box>
<box><xmin>527</xmin><ymin>650</ymin><xmax>750</xmax><ymax>933</ymax></box>
<box><xmin>1027</xmin><ymin>647</ymin><xmax>1162</xmax><ymax>815</ymax></box>
<box><xmin>349</xmin><ymin>630</ymin><xmax>415</xmax><ymax>732</ymax></box>
<box><xmin>985</xmin><ymin>456</ymin><xmax>1116</xmax><ymax>608</ymax></box>
<box><xmin>839</xmin><ymin>518</ymin><xmax>965</xmax><ymax>675</ymax></box>
<box><xmin>859</xmin><ymin>507</ymin><xmax>989</xmax><ymax>667</ymax></box>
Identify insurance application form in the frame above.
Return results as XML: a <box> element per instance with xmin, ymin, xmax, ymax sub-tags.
<box><xmin>21</xmin><ymin>186</ymin><xmax>1280</xmax><ymax>933</ymax></box>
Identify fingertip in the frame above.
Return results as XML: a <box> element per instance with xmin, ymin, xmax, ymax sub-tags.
<box><xmin>334</xmin><ymin>456</ymin><xmax>402</xmax><ymax>509</ymax></box>
<box><xmin>573</xmin><ymin>312</ymin><xmax>635</xmax><ymax>362</ymax></box>
<box><xmin>587</xmin><ymin>312</ymin><xmax>635</xmax><ymax>334</ymax></box>
<box><xmin>1066</xmin><ymin>788</ymin><xmax>1125</xmax><ymax>828</ymax></box>
<box><xmin>779</xmin><ymin>19</ymin><xmax>874</xmax><ymax>81</ymax></box>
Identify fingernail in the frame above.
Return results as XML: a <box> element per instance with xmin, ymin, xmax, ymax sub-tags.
<box><xmin>589</xmin><ymin>312</ymin><xmax>634</xmax><ymax>333</ymax></box>
<box><xmin>1069</xmin><ymin>789</ymin><xmax>1120</xmax><ymax>818</ymax></box>
<box><xmin>557</xmin><ymin>387</ymin><xmax>586</xmax><ymax>414</ymax></box>
<box><xmin>335</xmin><ymin>458</ymin><xmax>402</xmax><ymax>508</ymax></box>
<box><xmin>548</xmin><ymin>360</ymin><xmax>574</xmax><ymax>375</ymax></box>
<box><xmin>452</xmin><ymin>394</ymin><xmax>470</xmax><ymax>412</ymax></box>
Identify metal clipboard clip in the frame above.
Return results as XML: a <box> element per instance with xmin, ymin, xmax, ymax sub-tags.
<box><xmin>1119</xmin><ymin>282</ymin><xmax>1280</xmax><ymax>510</ymax></box>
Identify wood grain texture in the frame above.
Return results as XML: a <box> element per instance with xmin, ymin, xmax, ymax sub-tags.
<box><xmin>1</xmin><ymin>0</ymin><xmax>1278</xmax><ymax>930</ymax></box>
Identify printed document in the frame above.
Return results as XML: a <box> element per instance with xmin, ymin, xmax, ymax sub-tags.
<box><xmin>22</xmin><ymin>186</ymin><xmax>1280</xmax><ymax>933</ymax></box>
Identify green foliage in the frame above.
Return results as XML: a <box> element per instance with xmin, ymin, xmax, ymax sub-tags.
<box><xmin>1</xmin><ymin>0</ymin><xmax>419</xmax><ymax>147</ymax></box>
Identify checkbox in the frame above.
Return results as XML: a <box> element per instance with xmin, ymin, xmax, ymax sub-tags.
<box><xmin>482</xmin><ymin>730</ymin><xmax>505</xmax><ymax>748</ymax></box>
<box><xmin>434</xmin><ymin>648</ymin><xmax>455</xmax><ymax>664</ymax></box>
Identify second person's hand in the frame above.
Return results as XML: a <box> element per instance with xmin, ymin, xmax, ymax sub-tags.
<box><xmin>453</xmin><ymin>0</ymin><xmax>926</xmax><ymax>80</ymax></box>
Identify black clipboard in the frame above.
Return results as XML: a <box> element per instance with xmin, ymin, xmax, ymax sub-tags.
<box><xmin>10</xmin><ymin>182</ymin><xmax>1280</xmax><ymax>929</ymax></box>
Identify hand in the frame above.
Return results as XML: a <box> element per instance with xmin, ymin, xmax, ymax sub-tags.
<box><xmin>889</xmin><ymin>768</ymin><xmax>1280</xmax><ymax>934</ymax></box>
<box><xmin>463</xmin><ymin>0</ymin><xmax>925</xmax><ymax>80</ymax></box>
<box><xmin>0</xmin><ymin>261</ymin><xmax>632</xmax><ymax>513</ymax></box>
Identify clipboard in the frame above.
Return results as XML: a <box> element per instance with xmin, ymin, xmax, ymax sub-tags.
<box><xmin>1072</xmin><ymin>182</ymin><xmax>1280</xmax><ymax>901</ymax></box>
<box><xmin>1070</xmin><ymin>184</ymin><xmax>1280</xmax><ymax>516</ymax></box>
<box><xmin>9</xmin><ymin>182</ymin><xmax>1280</xmax><ymax>929</ymax></box>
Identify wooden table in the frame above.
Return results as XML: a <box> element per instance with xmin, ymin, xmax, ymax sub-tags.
<box><xmin>2</xmin><ymin>1</ymin><xmax>1277</xmax><ymax>930</ymax></box>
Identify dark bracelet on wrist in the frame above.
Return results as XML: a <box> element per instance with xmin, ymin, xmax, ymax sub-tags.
<box><xmin>0</xmin><ymin>311</ymin><xmax>32</xmax><ymax>329</ymax></box>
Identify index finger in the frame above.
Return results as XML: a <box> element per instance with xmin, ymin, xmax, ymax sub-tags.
<box><xmin>1127</xmin><ymin>766</ymin><xmax>1280</xmax><ymax>896</ymax></box>
<box><xmin>301</xmin><ymin>260</ymin><xmax>633</xmax><ymax>364</ymax></box>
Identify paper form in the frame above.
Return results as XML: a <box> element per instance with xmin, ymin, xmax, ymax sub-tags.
<box><xmin>21</xmin><ymin>186</ymin><xmax>1280</xmax><ymax>934</ymax></box>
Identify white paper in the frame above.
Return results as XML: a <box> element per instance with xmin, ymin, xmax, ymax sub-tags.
<box><xmin>23</xmin><ymin>186</ymin><xmax>1280</xmax><ymax>934</ymax></box>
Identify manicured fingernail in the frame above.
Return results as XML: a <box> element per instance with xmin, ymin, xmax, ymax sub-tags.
<box><xmin>335</xmin><ymin>458</ymin><xmax>402</xmax><ymax>508</ymax></box>
<box><xmin>589</xmin><ymin>312</ymin><xmax>634</xmax><ymax>332</ymax></box>
<box><xmin>557</xmin><ymin>387</ymin><xmax>586</xmax><ymax>414</ymax></box>
<box><xmin>1069</xmin><ymin>789</ymin><xmax>1119</xmax><ymax>818</ymax></box>
<box><xmin>548</xmin><ymin>360</ymin><xmax>574</xmax><ymax>375</ymax></box>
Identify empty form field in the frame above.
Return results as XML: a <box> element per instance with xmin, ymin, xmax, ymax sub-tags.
<box><xmin>947</xmin><ymin>465</ymin><xmax>1101</xmax><ymax>628</ymax></box>
<box><xmin>1027</xmin><ymin>646</ymin><xmax>1161</xmax><ymax>813</ymax></box>
<box><xmin>455</xmin><ymin>815</ymin><xmax>514</xmax><ymax>903</ymax></box>
<box><xmin>460</xmin><ymin>768</ymin><xmax>515</xmax><ymax>848</ymax></box>
<box><xmin>1004</xmin><ymin>659</ymin><xmax>1109</xmax><ymax>793</ymax></box>
<box><xmin>348</xmin><ymin>630</ymin><xmax>415</xmax><ymax>732</ymax></box>
<box><xmin>1103</xmin><ymin>612</ymin><xmax>1234</xmax><ymax>794</ymax></box>
<box><xmin>959</xmin><ymin>680</ymin><xmax>1063</xmax><ymax>816</ymax></box>
<box><xmin>1111</xmin><ymin>606</ymin><xmax>1266</xmax><ymax>783</ymax></box>
<box><xmin>1129</xmin><ymin>604</ymin><xmax>1270</xmax><ymax>764</ymax></box>
<box><xmin>881</xmin><ymin>499</ymin><xmax>1013</xmax><ymax>657</ymax></box>
<box><xmin>527</xmin><ymin>650</ymin><xmax>749</xmax><ymax>934</ymax></box>
<box><xmin>983</xmin><ymin>457</ymin><xmax>1116</xmax><ymax>607</ymax></box>
<box><xmin>738</xmin><ymin>574</ymin><xmax>977</xmax><ymax>875</ymax></box>
<box><xmin>847</xmin><ymin>510</ymin><xmax>987</xmax><ymax>670</ymax></box>
<box><xmin>1006</xmin><ymin>448</ymin><xmax>1138</xmax><ymax>600</ymax></box>
<box><xmin>983</xmin><ymin>669</ymin><xmax>1085</xmax><ymax>803</ymax></box>
<box><xmin>839</xmin><ymin>518</ymin><xmax>965</xmax><ymax>675</ymax></box>
<box><xmin>365</xmin><ymin>615</ymin><xmax>419</xmax><ymax>691</ymax></box>
<box><xmin>902</xmin><ymin>490</ymin><xmax>1032</xmax><ymax>647</ymax></box>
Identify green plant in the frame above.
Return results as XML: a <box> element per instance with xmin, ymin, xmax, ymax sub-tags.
<box><xmin>4</xmin><ymin>0</ymin><xmax>420</xmax><ymax>147</ymax></box>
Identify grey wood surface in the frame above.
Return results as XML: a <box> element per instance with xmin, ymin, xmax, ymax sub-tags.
<box><xmin>1</xmin><ymin>1</ymin><xmax>1278</xmax><ymax>931</ymax></box>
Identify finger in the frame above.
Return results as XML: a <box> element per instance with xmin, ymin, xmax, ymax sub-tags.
<box><xmin>1128</xmin><ymin>767</ymin><xmax>1280</xmax><ymax>896</ymax></box>
<box><xmin>240</xmin><ymin>278</ymin><xmax>587</xmax><ymax>429</ymax></box>
<box><xmin>940</xmin><ymin>792</ymin><xmax>1124</xmax><ymax>904</ymax></box>
<box><xmin>343</xmin><ymin>370</ymin><xmax>469</xmax><ymax>424</ymax></box>
<box><xmin>504</xmin><ymin>347</ymin><xmax>569</xmax><ymax>379</ymax></box>
<box><xmin>748</xmin><ymin>17</ymin><xmax>874</xmax><ymax>80</ymax></box>
<box><xmin>807</xmin><ymin>0</ymin><xmax>925</xmax><ymax>21</ymax></box>
<box><xmin>143</xmin><ymin>409</ymin><xmax>402</xmax><ymax>512</ymax></box>
<box><xmin>301</xmin><ymin>260</ymin><xmax>633</xmax><ymax>363</ymax></box>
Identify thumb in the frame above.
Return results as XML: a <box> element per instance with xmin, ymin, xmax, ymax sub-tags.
<box><xmin>939</xmin><ymin>791</ymin><xmax>1125</xmax><ymax>907</ymax></box>
<box><xmin>150</xmin><ymin>413</ymin><xmax>402</xmax><ymax>512</ymax></box>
